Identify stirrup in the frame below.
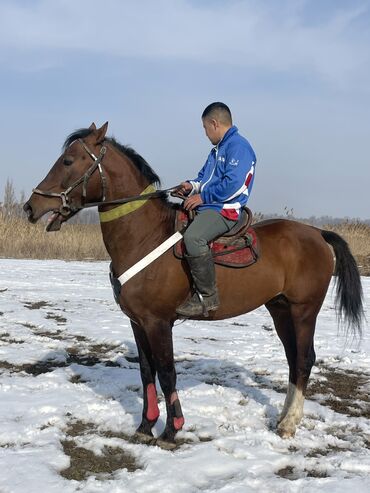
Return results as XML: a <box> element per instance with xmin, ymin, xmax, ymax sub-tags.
<box><xmin>197</xmin><ymin>292</ymin><xmax>209</xmax><ymax>317</ymax></box>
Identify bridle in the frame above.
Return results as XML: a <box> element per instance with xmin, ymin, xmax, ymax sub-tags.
<box><xmin>32</xmin><ymin>139</ymin><xmax>107</xmax><ymax>217</ymax></box>
<box><xmin>32</xmin><ymin>139</ymin><xmax>178</xmax><ymax>217</ymax></box>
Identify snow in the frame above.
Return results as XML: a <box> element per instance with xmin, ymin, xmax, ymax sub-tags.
<box><xmin>0</xmin><ymin>258</ymin><xmax>369</xmax><ymax>493</ymax></box>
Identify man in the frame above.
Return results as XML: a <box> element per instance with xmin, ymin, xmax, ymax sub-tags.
<box><xmin>176</xmin><ymin>102</ymin><xmax>256</xmax><ymax>318</ymax></box>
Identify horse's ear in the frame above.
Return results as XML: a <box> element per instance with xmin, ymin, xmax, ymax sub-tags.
<box><xmin>89</xmin><ymin>122</ymin><xmax>97</xmax><ymax>130</ymax></box>
<box><xmin>95</xmin><ymin>122</ymin><xmax>108</xmax><ymax>143</ymax></box>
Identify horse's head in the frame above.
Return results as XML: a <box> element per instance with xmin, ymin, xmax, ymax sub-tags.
<box><xmin>24</xmin><ymin>122</ymin><xmax>108</xmax><ymax>231</ymax></box>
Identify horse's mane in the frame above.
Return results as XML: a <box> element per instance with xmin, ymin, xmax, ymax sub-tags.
<box><xmin>63</xmin><ymin>128</ymin><xmax>161</xmax><ymax>186</ymax></box>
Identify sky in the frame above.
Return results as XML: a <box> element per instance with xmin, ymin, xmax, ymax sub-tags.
<box><xmin>0</xmin><ymin>0</ymin><xmax>369</xmax><ymax>218</ymax></box>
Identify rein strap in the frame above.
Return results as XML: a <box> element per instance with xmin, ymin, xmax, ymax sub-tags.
<box><xmin>99</xmin><ymin>184</ymin><xmax>157</xmax><ymax>223</ymax></box>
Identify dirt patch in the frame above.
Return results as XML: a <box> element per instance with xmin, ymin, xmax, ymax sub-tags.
<box><xmin>19</xmin><ymin>322</ymin><xmax>38</xmax><ymax>329</ymax></box>
<box><xmin>60</xmin><ymin>420</ymin><xmax>142</xmax><ymax>480</ymax></box>
<box><xmin>305</xmin><ymin>444</ymin><xmax>349</xmax><ymax>458</ymax></box>
<box><xmin>23</xmin><ymin>301</ymin><xmax>52</xmax><ymax>310</ymax></box>
<box><xmin>45</xmin><ymin>312</ymin><xmax>67</xmax><ymax>325</ymax></box>
<box><xmin>307</xmin><ymin>365</ymin><xmax>370</xmax><ymax>418</ymax></box>
<box><xmin>0</xmin><ymin>348</ymin><xmax>122</xmax><ymax>376</ymax></box>
<box><xmin>276</xmin><ymin>465</ymin><xmax>328</xmax><ymax>480</ymax></box>
<box><xmin>60</xmin><ymin>441</ymin><xmax>141</xmax><ymax>480</ymax></box>
<box><xmin>32</xmin><ymin>329</ymin><xmax>64</xmax><ymax>340</ymax></box>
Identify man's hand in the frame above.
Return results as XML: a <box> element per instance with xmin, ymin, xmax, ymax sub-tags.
<box><xmin>177</xmin><ymin>181</ymin><xmax>193</xmax><ymax>197</ymax></box>
<box><xmin>184</xmin><ymin>194</ymin><xmax>203</xmax><ymax>211</ymax></box>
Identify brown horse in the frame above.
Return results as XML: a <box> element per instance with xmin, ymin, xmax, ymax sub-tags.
<box><xmin>24</xmin><ymin>122</ymin><xmax>363</xmax><ymax>448</ymax></box>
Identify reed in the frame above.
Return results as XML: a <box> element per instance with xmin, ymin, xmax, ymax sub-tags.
<box><xmin>1</xmin><ymin>214</ymin><xmax>369</xmax><ymax>274</ymax></box>
<box><xmin>0</xmin><ymin>214</ymin><xmax>108</xmax><ymax>261</ymax></box>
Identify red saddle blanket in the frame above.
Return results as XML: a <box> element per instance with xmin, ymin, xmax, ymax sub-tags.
<box><xmin>174</xmin><ymin>211</ymin><xmax>259</xmax><ymax>268</ymax></box>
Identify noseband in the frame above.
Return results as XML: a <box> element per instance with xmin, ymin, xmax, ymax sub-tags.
<box><xmin>32</xmin><ymin>139</ymin><xmax>107</xmax><ymax>216</ymax></box>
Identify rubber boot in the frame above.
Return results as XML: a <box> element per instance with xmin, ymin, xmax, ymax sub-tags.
<box><xmin>176</xmin><ymin>251</ymin><xmax>219</xmax><ymax>318</ymax></box>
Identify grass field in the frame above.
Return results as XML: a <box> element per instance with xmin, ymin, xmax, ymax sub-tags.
<box><xmin>0</xmin><ymin>214</ymin><xmax>369</xmax><ymax>274</ymax></box>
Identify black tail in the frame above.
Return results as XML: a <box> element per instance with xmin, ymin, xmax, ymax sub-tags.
<box><xmin>321</xmin><ymin>230</ymin><xmax>364</xmax><ymax>338</ymax></box>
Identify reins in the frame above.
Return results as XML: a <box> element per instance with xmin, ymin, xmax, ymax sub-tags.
<box><xmin>83</xmin><ymin>186</ymin><xmax>179</xmax><ymax>209</ymax></box>
<box><xmin>32</xmin><ymin>138</ymin><xmax>181</xmax><ymax>216</ymax></box>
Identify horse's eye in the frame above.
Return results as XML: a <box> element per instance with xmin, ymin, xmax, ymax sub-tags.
<box><xmin>63</xmin><ymin>156</ymin><xmax>74</xmax><ymax>166</ymax></box>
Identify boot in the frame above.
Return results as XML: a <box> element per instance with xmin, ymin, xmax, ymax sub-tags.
<box><xmin>176</xmin><ymin>251</ymin><xmax>219</xmax><ymax>318</ymax></box>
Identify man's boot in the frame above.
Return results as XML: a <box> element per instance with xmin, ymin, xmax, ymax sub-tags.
<box><xmin>176</xmin><ymin>251</ymin><xmax>219</xmax><ymax>318</ymax></box>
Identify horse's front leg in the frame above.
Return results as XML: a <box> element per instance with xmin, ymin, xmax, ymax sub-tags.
<box><xmin>146</xmin><ymin>321</ymin><xmax>185</xmax><ymax>449</ymax></box>
<box><xmin>131</xmin><ymin>321</ymin><xmax>160</xmax><ymax>440</ymax></box>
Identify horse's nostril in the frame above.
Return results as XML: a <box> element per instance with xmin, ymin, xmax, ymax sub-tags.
<box><xmin>23</xmin><ymin>202</ymin><xmax>34</xmax><ymax>220</ymax></box>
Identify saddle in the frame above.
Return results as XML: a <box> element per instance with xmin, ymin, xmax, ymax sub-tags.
<box><xmin>174</xmin><ymin>207</ymin><xmax>259</xmax><ymax>268</ymax></box>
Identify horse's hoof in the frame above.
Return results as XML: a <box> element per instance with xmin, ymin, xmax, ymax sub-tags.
<box><xmin>277</xmin><ymin>425</ymin><xmax>296</xmax><ymax>439</ymax></box>
<box><xmin>155</xmin><ymin>438</ymin><xmax>177</xmax><ymax>450</ymax></box>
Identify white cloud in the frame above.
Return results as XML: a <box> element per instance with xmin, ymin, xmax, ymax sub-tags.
<box><xmin>0</xmin><ymin>0</ymin><xmax>369</xmax><ymax>86</ymax></box>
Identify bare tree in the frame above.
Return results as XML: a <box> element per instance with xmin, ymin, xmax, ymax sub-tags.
<box><xmin>3</xmin><ymin>179</ymin><xmax>17</xmax><ymax>218</ymax></box>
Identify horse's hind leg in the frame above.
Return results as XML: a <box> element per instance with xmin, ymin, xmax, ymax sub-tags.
<box><xmin>265</xmin><ymin>298</ymin><xmax>298</xmax><ymax>427</ymax></box>
<box><xmin>276</xmin><ymin>302</ymin><xmax>319</xmax><ymax>438</ymax></box>
<box><xmin>131</xmin><ymin>321</ymin><xmax>160</xmax><ymax>440</ymax></box>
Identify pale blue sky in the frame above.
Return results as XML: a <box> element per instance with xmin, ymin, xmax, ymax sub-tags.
<box><xmin>0</xmin><ymin>0</ymin><xmax>369</xmax><ymax>218</ymax></box>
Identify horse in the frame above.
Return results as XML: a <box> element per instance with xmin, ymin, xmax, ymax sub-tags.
<box><xmin>24</xmin><ymin>122</ymin><xmax>364</xmax><ymax>448</ymax></box>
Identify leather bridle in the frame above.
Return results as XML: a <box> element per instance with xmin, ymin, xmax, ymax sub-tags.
<box><xmin>32</xmin><ymin>139</ymin><xmax>108</xmax><ymax>217</ymax></box>
<box><xmin>32</xmin><ymin>139</ymin><xmax>180</xmax><ymax>218</ymax></box>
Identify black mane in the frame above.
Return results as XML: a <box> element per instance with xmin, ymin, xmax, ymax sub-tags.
<box><xmin>63</xmin><ymin>128</ymin><xmax>161</xmax><ymax>186</ymax></box>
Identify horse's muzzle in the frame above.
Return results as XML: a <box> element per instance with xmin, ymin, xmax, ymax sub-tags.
<box><xmin>23</xmin><ymin>202</ymin><xmax>37</xmax><ymax>223</ymax></box>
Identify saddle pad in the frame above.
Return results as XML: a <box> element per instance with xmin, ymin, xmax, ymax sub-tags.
<box><xmin>174</xmin><ymin>211</ymin><xmax>259</xmax><ymax>268</ymax></box>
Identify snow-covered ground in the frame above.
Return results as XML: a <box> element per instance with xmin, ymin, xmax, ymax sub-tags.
<box><xmin>0</xmin><ymin>259</ymin><xmax>369</xmax><ymax>493</ymax></box>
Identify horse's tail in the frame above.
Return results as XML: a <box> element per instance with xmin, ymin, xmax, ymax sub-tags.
<box><xmin>321</xmin><ymin>230</ymin><xmax>364</xmax><ymax>338</ymax></box>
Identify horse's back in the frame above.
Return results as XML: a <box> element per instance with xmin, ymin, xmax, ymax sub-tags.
<box><xmin>253</xmin><ymin>218</ymin><xmax>334</xmax><ymax>302</ymax></box>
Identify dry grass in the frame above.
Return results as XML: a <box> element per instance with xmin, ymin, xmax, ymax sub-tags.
<box><xmin>0</xmin><ymin>215</ymin><xmax>108</xmax><ymax>261</ymax></box>
<box><xmin>323</xmin><ymin>222</ymin><xmax>370</xmax><ymax>276</ymax></box>
<box><xmin>1</xmin><ymin>215</ymin><xmax>369</xmax><ymax>274</ymax></box>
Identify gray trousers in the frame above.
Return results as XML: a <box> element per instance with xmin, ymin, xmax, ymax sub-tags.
<box><xmin>183</xmin><ymin>209</ymin><xmax>237</xmax><ymax>257</ymax></box>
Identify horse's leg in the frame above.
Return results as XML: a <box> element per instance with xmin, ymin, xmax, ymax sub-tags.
<box><xmin>265</xmin><ymin>299</ymin><xmax>298</xmax><ymax>425</ymax></box>
<box><xmin>131</xmin><ymin>321</ymin><xmax>160</xmax><ymax>440</ymax></box>
<box><xmin>145</xmin><ymin>321</ymin><xmax>184</xmax><ymax>448</ymax></box>
<box><xmin>277</xmin><ymin>302</ymin><xmax>318</xmax><ymax>438</ymax></box>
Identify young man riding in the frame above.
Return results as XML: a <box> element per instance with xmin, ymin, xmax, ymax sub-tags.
<box><xmin>176</xmin><ymin>102</ymin><xmax>257</xmax><ymax>318</ymax></box>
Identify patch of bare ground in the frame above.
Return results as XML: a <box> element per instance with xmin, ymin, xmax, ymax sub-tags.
<box><xmin>0</xmin><ymin>342</ymin><xmax>123</xmax><ymax>375</ymax></box>
<box><xmin>23</xmin><ymin>300</ymin><xmax>52</xmax><ymax>310</ymax></box>
<box><xmin>307</xmin><ymin>364</ymin><xmax>370</xmax><ymax>418</ymax></box>
<box><xmin>60</xmin><ymin>420</ymin><xmax>142</xmax><ymax>480</ymax></box>
<box><xmin>45</xmin><ymin>312</ymin><xmax>67</xmax><ymax>324</ymax></box>
<box><xmin>305</xmin><ymin>444</ymin><xmax>350</xmax><ymax>458</ymax></box>
<box><xmin>60</xmin><ymin>442</ymin><xmax>140</xmax><ymax>480</ymax></box>
<box><xmin>276</xmin><ymin>465</ymin><xmax>329</xmax><ymax>480</ymax></box>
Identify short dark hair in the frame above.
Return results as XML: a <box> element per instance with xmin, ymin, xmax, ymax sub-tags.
<box><xmin>202</xmin><ymin>102</ymin><xmax>232</xmax><ymax>125</ymax></box>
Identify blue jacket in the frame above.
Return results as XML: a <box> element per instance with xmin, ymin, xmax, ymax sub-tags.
<box><xmin>188</xmin><ymin>126</ymin><xmax>256</xmax><ymax>220</ymax></box>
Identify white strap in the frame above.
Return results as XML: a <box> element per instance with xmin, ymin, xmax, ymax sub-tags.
<box><xmin>118</xmin><ymin>231</ymin><xmax>183</xmax><ymax>286</ymax></box>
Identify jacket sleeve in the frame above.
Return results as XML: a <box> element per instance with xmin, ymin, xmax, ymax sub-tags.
<box><xmin>201</xmin><ymin>145</ymin><xmax>255</xmax><ymax>204</ymax></box>
<box><xmin>187</xmin><ymin>158</ymin><xmax>208</xmax><ymax>194</ymax></box>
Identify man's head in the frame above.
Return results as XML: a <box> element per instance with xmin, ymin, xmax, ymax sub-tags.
<box><xmin>201</xmin><ymin>102</ymin><xmax>233</xmax><ymax>145</ymax></box>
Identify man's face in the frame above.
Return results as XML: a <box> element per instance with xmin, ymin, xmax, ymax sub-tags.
<box><xmin>202</xmin><ymin>117</ymin><xmax>221</xmax><ymax>145</ymax></box>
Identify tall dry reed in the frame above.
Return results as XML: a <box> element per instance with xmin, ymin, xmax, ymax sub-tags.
<box><xmin>1</xmin><ymin>215</ymin><xmax>369</xmax><ymax>274</ymax></box>
<box><xmin>0</xmin><ymin>215</ymin><xmax>108</xmax><ymax>261</ymax></box>
<box><xmin>323</xmin><ymin>221</ymin><xmax>370</xmax><ymax>275</ymax></box>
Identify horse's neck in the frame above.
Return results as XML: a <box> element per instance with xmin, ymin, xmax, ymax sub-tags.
<box><xmin>100</xmin><ymin>195</ymin><xmax>175</xmax><ymax>275</ymax></box>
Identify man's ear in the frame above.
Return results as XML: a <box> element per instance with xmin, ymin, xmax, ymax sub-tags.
<box><xmin>211</xmin><ymin>118</ymin><xmax>219</xmax><ymax>129</ymax></box>
<box><xmin>95</xmin><ymin>122</ymin><xmax>108</xmax><ymax>143</ymax></box>
<box><xmin>89</xmin><ymin>122</ymin><xmax>97</xmax><ymax>130</ymax></box>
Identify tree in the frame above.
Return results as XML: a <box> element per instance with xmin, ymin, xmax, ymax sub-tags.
<box><xmin>3</xmin><ymin>178</ymin><xmax>17</xmax><ymax>217</ymax></box>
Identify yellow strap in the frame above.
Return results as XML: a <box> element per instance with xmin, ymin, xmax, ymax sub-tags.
<box><xmin>99</xmin><ymin>184</ymin><xmax>157</xmax><ymax>223</ymax></box>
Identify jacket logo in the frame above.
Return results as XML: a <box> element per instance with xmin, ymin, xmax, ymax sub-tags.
<box><xmin>229</xmin><ymin>158</ymin><xmax>239</xmax><ymax>166</ymax></box>
<box><xmin>217</xmin><ymin>156</ymin><xmax>225</xmax><ymax>162</ymax></box>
